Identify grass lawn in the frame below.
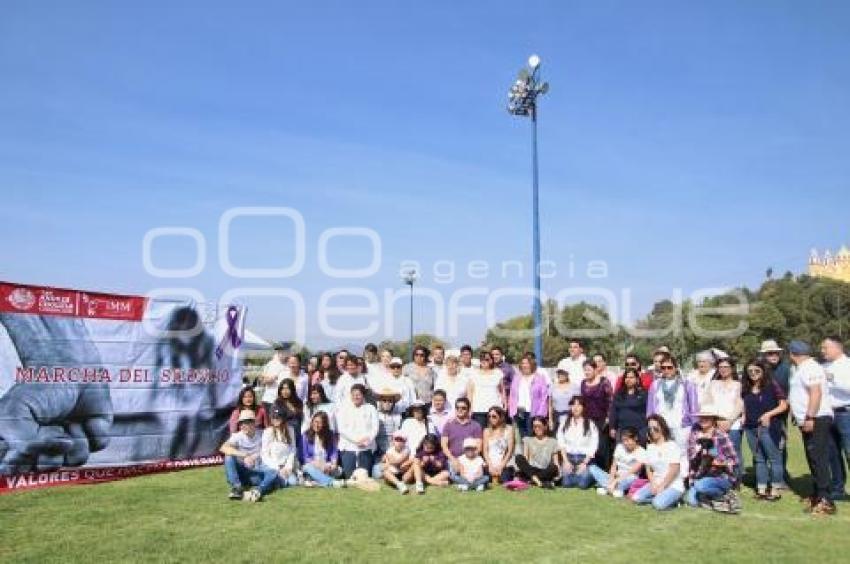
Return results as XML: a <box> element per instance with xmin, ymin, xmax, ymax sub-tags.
<box><xmin>2</xmin><ymin>433</ymin><xmax>849</xmax><ymax>563</ymax></box>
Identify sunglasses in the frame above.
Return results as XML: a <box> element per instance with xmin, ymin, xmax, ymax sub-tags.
<box><xmin>393</xmin><ymin>437</ymin><xmax>406</xmax><ymax>442</ymax></box>
<box><xmin>661</xmin><ymin>365</ymin><xmax>675</xmax><ymax>370</ymax></box>
<box><xmin>626</xmin><ymin>362</ymin><xmax>638</xmax><ymax>367</ymax></box>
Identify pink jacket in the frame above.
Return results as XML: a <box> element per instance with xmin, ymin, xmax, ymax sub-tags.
<box><xmin>508</xmin><ymin>371</ymin><xmax>550</xmax><ymax>418</ymax></box>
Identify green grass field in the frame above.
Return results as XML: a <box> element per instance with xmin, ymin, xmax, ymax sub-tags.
<box><xmin>2</xmin><ymin>433</ymin><xmax>849</xmax><ymax>563</ymax></box>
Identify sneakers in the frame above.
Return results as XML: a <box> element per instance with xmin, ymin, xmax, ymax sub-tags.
<box><xmin>331</xmin><ymin>479</ymin><xmax>346</xmax><ymax>488</ymax></box>
<box><xmin>456</xmin><ymin>484</ymin><xmax>469</xmax><ymax>492</ymax></box>
<box><xmin>243</xmin><ymin>488</ymin><xmax>262</xmax><ymax>502</ymax></box>
<box><xmin>531</xmin><ymin>476</ymin><xmax>543</xmax><ymax>488</ymax></box>
<box><xmin>596</xmin><ymin>487</ymin><xmax>608</xmax><ymax>496</ymax></box>
<box><xmin>415</xmin><ymin>483</ymin><xmax>425</xmax><ymax>495</ymax></box>
<box><xmin>612</xmin><ymin>489</ymin><xmax>624</xmax><ymax>499</ymax></box>
<box><xmin>476</xmin><ymin>484</ymin><xmax>486</xmax><ymax>492</ymax></box>
<box><xmin>397</xmin><ymin>483</ymin><xmax>409</xmax><ymax>495</ymax></box>
<box><xmin>228</xmin><ymin>487</ymin><xmax>244</xmax><ymax>500</ymax></box>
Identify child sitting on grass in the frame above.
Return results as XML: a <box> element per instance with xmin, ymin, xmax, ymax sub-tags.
<box><xmin>382</xmin><ymin>431</ymin><xmax>414</xmax><ymax>494</ymax></box>
<box><xmin>412</xmin><ymin>434</ymin><xmax>450</xmax><ymax>493</ymax></box>
<box><xmin>588</xmin><ymin>427</ymin><xmax>646</xmax><ymax>497</ymax></box>
<box><xmin>453</xmin><ymin>437</ymin><xmax>489</xmax><ymax>492</ymax></box>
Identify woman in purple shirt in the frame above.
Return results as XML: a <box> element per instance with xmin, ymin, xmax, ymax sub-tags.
<box><xmin>580</xmin><ymin>359</ymin><xmax>613</xmax><ymax>468</ymax></box>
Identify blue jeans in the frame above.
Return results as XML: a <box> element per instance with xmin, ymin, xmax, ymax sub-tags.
<box><xmin>588</xmin><ymin>464</ymin><xmax>637</xmax><ymax>494</ymax></box>
<box><xmin>340</xmin><ymin>450</ymin><xmax>374</xmax><ymax>479</ymax></box>
<box><xmin>828</xmin><ymin>410</ymin><xmax>850</xmax><ymax>497</ymax></box>
<box><xmin>302</xmin><ymin>463</ymin><xmax>337</xmax><ymax>487</ymax></box>
<box><xmin>633</xmin><ymin>483</ymin><xmax>683</xmax><ymax>510</ymax></box>
<box><xmin>686</xmin><ymin>475</ymin><xmax>732</xmax><ymax>507</ymax></box>
<box><xmin>561</xmin><ymin>454</ymin><xmax>593</xmax><ymax>489</ymax></box>
<box><xmin>452</xmin><ymin>474</ymin><xmax>490</xmax><ymax>488</ymax></box>
<box><xmin>728</xmin><ymin>429</ymin><xmax>743</xmax><ymax>481</ymax></box>
<box><xmin>224</xmin><ymin>456</ymin><xmax>278</xmax><ymax>494</ymax></box>
<box><xmin>744</xmin><ymin>427</ymin><xmax>785</xmax><ymax>489</ymax></box>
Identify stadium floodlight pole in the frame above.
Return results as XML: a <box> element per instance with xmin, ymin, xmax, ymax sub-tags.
<box><xmin>507</xmin><ymin>53</ymin><xmax>549</xmax><ymax>364</ymax></box>
<box><xmin>402</xmin><ymin>268</ymin><xmax>418</xmax><ymax>362</ymax></box>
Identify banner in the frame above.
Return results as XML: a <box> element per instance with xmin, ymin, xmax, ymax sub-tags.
<box><xmin>0</xmin><ymin>282</ymin><xmax>244</xmax><ymax>493</ymax></box>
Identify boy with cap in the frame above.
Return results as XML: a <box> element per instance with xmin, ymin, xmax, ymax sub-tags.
<box><xmin>220</xmin><ymin>409</ymin><xmax>279</xmax><ymax>502</ymax></box>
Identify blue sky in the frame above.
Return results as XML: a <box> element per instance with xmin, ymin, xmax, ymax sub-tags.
<box><xmin>1</xmin><ymin>1</ymin><xmax>849</xmax><ymax>349</ymax></box>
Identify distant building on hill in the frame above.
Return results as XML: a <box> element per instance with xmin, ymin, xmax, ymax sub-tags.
<box><xmin>810</xmin><ymin>244</ymin><xmax>850</xmax><ymax>283</ymax></box>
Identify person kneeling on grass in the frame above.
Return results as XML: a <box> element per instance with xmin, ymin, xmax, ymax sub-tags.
<box><xmin>412</xmin><ymin>434</ymin><xmax>449</xmax><ymax>493</ymax></box>
<box><xmin>453</xmin><ymin>438</ymin><xmax>489</xmax><ymax>492</ymax></box>
<box><xmin>557</xmin><ymin>396</ymin><xmax>598</xmax><ymax>489</ymax></box>
<box><xmin>221</xmin><ymin>409</ymin><xmax>279</xmax><ymax>502</ymax></box>
<box><xmin>261</xmin><ymin>405</ymin><xmax>299</xmax><ymax>489</ymax></box>
<box><xmin>512</xmin><ymin>416</ymin><xmax>560</xmax><ymax>489</ymax></box>
<box><xmin>382</xmin><ymin>431</ymin><xmax>415</xmax><ymax>494</ymax></box>
<box><xmin>589</xmin><ymin>426</ymin><xmax>645</xmax><ymax>497</ymax></box>
<box><xmin>300</xmin><ymin>411</ymin><xmax>344</xmax><ymax>488</ymax></box>
<box><xmin>685</xmin><ymin>404</ymin><xmax>740</xmax><ymax>512</ymax></box>
<box><xmin>631</xmin><ymin>414</ymin><xmax>685</xmax><ymax>510</ymax></box>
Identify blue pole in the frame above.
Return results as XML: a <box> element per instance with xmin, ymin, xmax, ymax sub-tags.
<box><xmin>532</xmin><ymin>104</ymin><xmax>542</xmax><ymax>363</ymax></box>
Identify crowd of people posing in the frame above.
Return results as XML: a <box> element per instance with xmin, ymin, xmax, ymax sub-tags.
<box><xmin>220</xmin><ymin>337</ymin><xmax>850</xmax><ymax>517</ymax></box>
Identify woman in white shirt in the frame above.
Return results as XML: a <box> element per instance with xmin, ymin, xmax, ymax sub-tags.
<box><xmin>482</xmin><ymin>406</ymin><xmax>515</xmax><ymax>484</ymax></box>
<box><xmin>434</xmin><ymin>355</ymin><xmax>468</xmax><ymax>409</ymax></box>
<box><xmin>706</xmin><ymin>357</ymin><xmax>744</xmax><ymax>481</ymax></box>
<box><xmin>631</xmin><ymin>414</ymin><xmax>685</xmax><ymax>510</ymax></box>
<box><xmin>261</xmin><ymin>406</ymin><xmax>298</xmax><ymax>488</ymax></box>
<box><xmin>400</xmin><ymin>402</ymin><xmax>430</xmax><ymax>453</ymax></box>
<box><xmin>557</xmin><ymin>396</ymin><xmax>598</xmax><ymax>489</ymax></box>
<box><xmin>467</xmin><ymin>351</ymin><xmax>504</xmax><ymax>429</ymax></box>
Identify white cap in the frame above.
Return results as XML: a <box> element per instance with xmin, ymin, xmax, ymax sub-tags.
<box><xmin>390</xmin><ymin>357</ymin><xmax>403</xmax><ymax>366</ymax></box>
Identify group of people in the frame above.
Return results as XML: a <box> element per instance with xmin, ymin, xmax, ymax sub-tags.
<box><xmin>221</xmin><ymin>337</ymin><xmax>850</xmax><ymax>517</ymax></box>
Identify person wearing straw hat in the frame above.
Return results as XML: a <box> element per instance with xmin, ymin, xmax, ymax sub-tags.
<box><xmin>220</xmin><ymin>409</ymin><xmax>279</xmax><ymax>502</ymax></box>
<box><xmin>685</xmin><ymin>403</ymin><xmax>739</xmax><ymax>511</ymax></box>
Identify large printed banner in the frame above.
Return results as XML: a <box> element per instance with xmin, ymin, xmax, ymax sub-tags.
<box><xmin>0</xmin><ymin>282</ymin><xmax>245</xmax><ymax>493</ymax></box>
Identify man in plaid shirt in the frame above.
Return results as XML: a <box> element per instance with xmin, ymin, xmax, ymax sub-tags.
<box><xmin>685</xmin><ymin>404</ymin><xmax>739</xmax><ymax>508</ymax></box>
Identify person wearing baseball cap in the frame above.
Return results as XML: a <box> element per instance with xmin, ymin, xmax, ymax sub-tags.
<box><xmin>788</xmin><ymin>340</ymin><xmax>836</xmax><ymax>515</ymax></box>
<box><xmin>380</xmin><ymin>431</ymin><xmax>414</xmax><ymax>494</ymax></box>
<box><xmin>452</xmin><ymin>437</ymin><xmax>488</xmax><ymax>492</ymax></box>
<box><xmin>220</xmin><ymin>409</ymin><xmax>279</xmax><ymax>502</ymax></box>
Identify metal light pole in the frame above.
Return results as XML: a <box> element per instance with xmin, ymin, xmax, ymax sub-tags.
<box><xmin>402</xmin><ymin>268</ymin><xmax>418</xmax><ymax>362</ymax></box>
<box><xmin>507</xmin><ymin>54</ymin><xmax>549</xmax><ymax>363</ymax></box>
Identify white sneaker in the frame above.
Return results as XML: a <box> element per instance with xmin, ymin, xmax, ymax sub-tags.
<box><xmin>612</xmin><ymin>490</ymin><xmax>624</xmax><ymax>499</ymax></box>
<box><xmin>596</xmin><ymin>487</ymin><xmax>608</xmax><ymax>496</ymax></box>
<box><xmin>415</xmin><ymin>483</ymin><xmax>425</xmax><ymax>494</ymax></box>
<box><xmin>244</xmin><ymin>488</ymin><xmax>262</xmax><ymax>502</ymax></box>
<box><xmin>397</xmin><ymin>483</ymin><xmax>409</xmax><ymax>495</ymax></box>
<box><xmin>457</xmin><ymin>484</ymin><xmax>468</xmax><ymax>492</ymax></box>
<box><xmin>476</xmin><ymin>484</ymin><xmax>486</xmax><ymax>492</ymax></box>
<box><xmin>331</xmin><ymin>480</ymin><xmax>346</xmax><ymax>489</ymax></box>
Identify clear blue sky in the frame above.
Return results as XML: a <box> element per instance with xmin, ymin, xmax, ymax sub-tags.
<box><xmin>1</xmin><ymin>1</ymin><xmax>848</xmax><ymax>349</ymax></box>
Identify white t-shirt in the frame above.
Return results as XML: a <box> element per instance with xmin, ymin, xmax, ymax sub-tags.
<box><xmin>556</xmin><ymin>355</ymin><xmax>587</xmax><ymax>383</ymax></box>
<box><xmin>458</xmin><ymin>455</ymin><xmax>485</xmax><ymax>481</ymax></box>
<box><xmin>612</xmin><ymin>444</ymin><xmax>646</xmax><ymax>478</ymax></box>
<box><xmin>261</xmin><ymin>428</ymin><xmax>297</xmax><ymax>469</ymax></box>
<box><xmin>557</xmin><ymin>419</ymin><xmax>598</xmax><ymax>458</ymax></box>
<box><xmin>708</xmin><ymin>380</ymin><xmax>742</xmax><ymax>430</ymax></box>
<box><xmin>470</xmin><ymin>369</ymin><xmax>503</xmax><ymax>413</ymax></box>
<box><xmin>400</xmin><ymin>418</ymin><xmax>429</xmax><ymax>452</ymax></box>
<box><xmin>434</xmin><ymin>372</ymin><xmax>469</xmax><ymax>408</ymax></box>
<box><xmin>517</xmin><ymin>375</ymin><xmax>532</xmax><ymax>412</ymax></box>
<box><xmin>336</xmin><ymin>402</ymin><xmax>379</xmax><ymax>452</ymax></box>
<box><xmin>226</xmin><ymin>430</ymin><xmax>263</xmax><ymax>456</ymax></box>
<box><xmin>645</xmin><ymin>440</ymin><xmax>685</xmax><ymax>491</ymax></box>
<box><xmin>261</xmin><ymin>358</ymin><xmax>289</xmax><ymax>403</ymax></box>
<box><xmin>790</xmin><ymin>358</ymin><xmax>833</xmax><ymax>423</ymax></box>
<box><xmin>824</xmin><ymin>354</ymin><xmax>850</xmax><ymax>409</ymax></box>
<box><xmin>687</xmin><ymin>369</ymin><xmax>715</xmax><ymax>404</ymax></box>
<box><xmin>334</xmin><ymin>373</ymin><xmax>368</xmax><ymax>405</ymax></box>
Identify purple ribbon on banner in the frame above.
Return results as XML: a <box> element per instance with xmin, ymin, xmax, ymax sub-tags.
<box><xmin>216</xmin><ymin>306</ymin><xmax>242</xmax><ymax>360</ymax></box>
